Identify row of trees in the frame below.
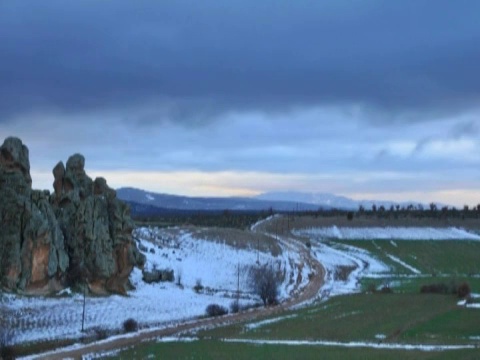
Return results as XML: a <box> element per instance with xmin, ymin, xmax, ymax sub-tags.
<box><xmin>359</xmin><ymin>203</ymin><xmax>480</xmax><ymax>213</ymax></box>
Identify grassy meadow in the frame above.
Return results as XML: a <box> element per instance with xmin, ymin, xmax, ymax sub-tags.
<box><xmin>108</xmin><ymin>235</ymin><xmax>480</xmax><ymax>359</ymax></box>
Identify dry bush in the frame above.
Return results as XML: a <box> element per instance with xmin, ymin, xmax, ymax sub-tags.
<box><xmin>379</xmin><ymin>285</ymin><xmax>393</xmax><ymax>294</ymax></box>
<box><xmin>230</xmin><ymin>300</ymin><xmax>240</xmax><ymax>314</ymax></box>
<box><xmin>123</xmin><ymin>318</ymin><xmax>138</xmax><ymax>333</ymax></box>
<box><xmin>206</xmin><ymin>304</ymin><xmax>228</xmax><ymax>317</ymax></box>
<box><xmin>194</xmin><ymin>278</ymin><xmax>204</xmax><ymax>293</ymax></box>
<box><xmin>248</xmin><ymin>262</ymin><xmax>282</xmax><ymax>306</ymax></box>
<box><xmin>457</xmin><ymin>282</ymin><xmax>471</xmax><ymax>299</ymax></box>
<box><xmin>420</xmin><ymin>281</ymin><xmax>471</xmax><ymax>297</ymax></box>
<box><xmin>92</xmin><ymin>326</ymin><xmax>109</xmax><ymax>340</ymax></box>
<box><xmin>420</xmin><ymin>283</ymin><xmax>449</xmax><ymax>294</ymax></box>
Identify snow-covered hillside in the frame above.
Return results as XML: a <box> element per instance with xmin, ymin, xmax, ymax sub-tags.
<box><xmin>2</xmin><ymin>226</ymin><xmax>301</xmax><ymax>345</ymax></box>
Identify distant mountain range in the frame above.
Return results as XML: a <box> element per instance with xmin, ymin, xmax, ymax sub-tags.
<box><xmin>116</xmin><ymin>187</ymin><xmax>325</xmax><ymax>215</ymax></box>
<box><xmin>117</xmin><ymin>187</ymin><xmax>432</xmax><ymax>216</ymax></box>
<box><xmin>255</xmin><ymin>191</ymin><xmax>427</xmax><ymax>211</ymax></box>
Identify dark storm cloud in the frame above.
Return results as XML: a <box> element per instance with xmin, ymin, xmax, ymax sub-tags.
<box><xmin>1</xmin><ymin>0</ymin><xmax>480</xmax><ymax>122</ymax></box>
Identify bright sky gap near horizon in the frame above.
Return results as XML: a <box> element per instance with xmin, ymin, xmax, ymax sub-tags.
<box><xmin>1</xmin><ymin>1</ymin><xmax>480</xmax><ymax>207</ymax></box>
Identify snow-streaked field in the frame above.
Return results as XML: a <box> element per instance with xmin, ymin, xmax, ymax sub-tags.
<box><xmin>307</xmin><ymin>240</ymin><xmax>390</xmax><ymax>298</ymax></box>
<box><xmin>222</xmin><ymin>338</ymin><xmax>476</xmax><ymax>351</ymax></box>
<box><xmin>299</xmin><ymin>226</ymin><xmax>480</xmax><ymax>241</ymax></box>
<box><xmin>3</xmin><ymin>226</ymin><xmax>304</xmax><ymax>345</ymax></box>
<box><xmin>295</xmin><ymin>225</ymin><xmax>480</xmax><ymax>300</ymax></box>
<box><xmin>4</xmin><ymin>221</ymin><xmax>479</xmax><ymax>351</ymax></box>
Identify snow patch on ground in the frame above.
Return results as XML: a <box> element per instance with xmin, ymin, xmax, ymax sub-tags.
<box><xmin>156</xmin><ymin>336</ymin><xmax>199</xmax><ymax>343</ymax></box>
<box><xmin>457</xmin><ymin>299</ymin><xmax>480</xmax><ymax>309</ymax></box>
<box><xmin>222</xmin><ymin>338</ymin><xmax>476</xmax><ymax>351</ymax></box>
<box><xmin>298</xmin><ymin>227</ymin><xmax>480</xmax><ymax>240</ymax></box>
<box><xmin>295</xmin><ymin>226</ymin><xmax>480</xmax><ymax>301</ymax></box>
<box><xmin>244</xmin><ymin>314</ymin><xmax>298</xmax><ymax>331</ymax></box>
<box><xmin>307</xmin><ymin>239</ymin><xmax>390</xmax><ymax>298</ymax></box>
<box><xmin>385</xmin><ymin>254</ymin><xmax>421</xmax><ymax>274</ymax></box>
<box><xmin>6</xmin><ymin>227</ymin><xmax>290</xmax><ymax>345</ymax></box>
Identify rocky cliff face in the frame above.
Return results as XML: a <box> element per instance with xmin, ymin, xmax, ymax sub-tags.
<box><xmin>0</xmin><ymin>137</ymin><xmax>145</xmax><ymax>295</ymax></box>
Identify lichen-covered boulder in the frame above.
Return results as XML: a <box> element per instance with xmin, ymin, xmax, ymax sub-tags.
<box><xmin>0</xmin><ymin>137</ymin><xmax>69</xmax><ymax>293</ymax></box>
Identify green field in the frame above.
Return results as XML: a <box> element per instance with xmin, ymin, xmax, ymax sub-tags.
<box><xmin>109</xmin><ymin>238</ymin><xmax>480</xmax><ymax>359</ymax></box>
<box><xmin>199</xmin><ymin>294</ymin><xmax>479</xmax><ymax>344</ymax></box>
<box><xmin>109</xmin><ymin>340</ymin><xmax>479</xmax><ymax>360</ymax></box>
<box><xmin>334</xmin><ymin>239</ymin><xmax>480</xmax><ymax>275</ymax></box>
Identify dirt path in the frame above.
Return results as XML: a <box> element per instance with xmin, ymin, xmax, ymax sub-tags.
<box><xmin>33</xmin><ymin>216</ymin><xmax>325</xmax><ymax>360</ymax></box>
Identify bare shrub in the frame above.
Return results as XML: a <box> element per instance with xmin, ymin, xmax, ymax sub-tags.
<box><xmin>420</xmin><ymin>283</ymin><xmax>449</xmax><ymax>294</ymax></box>
<box><xmin>194</xmin><ymin>278</ymin><xmax>204</xmax><ymax>293</ymax></box>
<box><xmin>379</xmin><ymin>285</ymin><xmax>393</xmax><ymax>294</ymax></box>
<box><xmin>205</xmin><ymin>304</ymin><xmax>228</xmax><ymax>317</ymax></box>
<box><xmin>230</xmin><ymin>300</ymin><xmax>240</xmax><ymax>314</ymax></box>
<box><xmin>248</xmin><ymin>262</ymin><xmax>282</xmax><ymax>306</ymax></box>
<box><xmin>92</xmin><ymin>326</ymin><xmax>109</xmax><ymax>340</ymax></box>
<box><xmin>420</xmin><ymin>281</ymin><xmax>471</xmax><ymax>298</ymax></box>
<box><xmin>123</xmin><ymin>318</ymin><xmax>138</xmax><ymax>333</ymax></box>
<box><xmin>457</xmin><ymin>282</ymin><xmax>471</xmax><ymax>299</ymax></box>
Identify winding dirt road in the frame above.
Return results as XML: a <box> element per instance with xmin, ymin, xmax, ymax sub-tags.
<box><xmin>33</xmin><ymin>216</ymin><xmax>325</xmax><ymax>360</ymax></box>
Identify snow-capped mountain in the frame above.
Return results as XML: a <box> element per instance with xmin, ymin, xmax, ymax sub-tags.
<box><xmin>255</xmin><ymin>191</ymin><xmax>429</xmax><ymax>210</ymax></box>
<box><xmin>116</xmin><ymin>187</ymin><xmax>325</xmax><ymax>212</ymax></box>
<box><xmin>117</xmin><ymin>188</ymin><xmax>437</xmax><ymax>214</ymax></box>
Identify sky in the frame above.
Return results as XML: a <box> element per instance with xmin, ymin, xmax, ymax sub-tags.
<box><xmin>1</xmin><ymin>1</ymin><xmax>480</xmax><ymax>206</ymax></box>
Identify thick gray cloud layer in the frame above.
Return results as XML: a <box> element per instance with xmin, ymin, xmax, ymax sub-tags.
<box><xmin>1</xmin><ymin>1</ymin><xmax>479</xmax><ymax>205</ymax></box>
<box><xmin>1</xmin><ymin>1</ymin><xmax>480</xmax><ymax>122</ymax></box>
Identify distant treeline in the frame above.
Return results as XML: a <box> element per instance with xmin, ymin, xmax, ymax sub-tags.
<box><xmin>294</xmin><ymin>203</ymin><xmax>480</xmax><ymax>220</ymax></box>
<box><xmin>131</xmin><ymin>206</ymin><xmax>273</xmax><ymax>229</ymax></box>
<box><xmin>129</xmin><ymin>200</ymin><xmax>480</xmax><ymax>229</ymax></box>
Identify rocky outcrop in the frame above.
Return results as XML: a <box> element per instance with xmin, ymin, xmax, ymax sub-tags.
<box><xmin>0</xmin><ymin>137</ymin><xmax>69</xmax><ymax>293</ymax></box>
<box><xmin>0</xmin><ymin>137</ymin><xmax>145</xmax><ymax>295</ymax></box>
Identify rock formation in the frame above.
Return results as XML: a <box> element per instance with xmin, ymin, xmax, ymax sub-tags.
<box><xmin>0</xmin><ymin>137</ymin><xmax>145</xmax><ymax>295</ymax></box>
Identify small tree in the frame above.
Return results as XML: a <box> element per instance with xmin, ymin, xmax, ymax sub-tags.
<box><xmin>123</xmin><ymin>318</ymin><xmax>138</xmax><ymax>333</ymax></box>
<box><xmin>248</xmin><ymin>263</ymin><xmax>281</xmax><ymax>306</ymax></box>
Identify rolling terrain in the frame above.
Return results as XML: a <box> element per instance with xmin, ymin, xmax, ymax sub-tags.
<box><xmin>12</xmin><ymin>214</ymin><xmax>480</xmax><ymax>359</ymax></box>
